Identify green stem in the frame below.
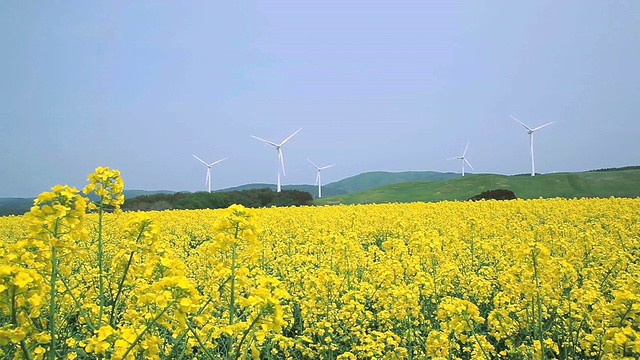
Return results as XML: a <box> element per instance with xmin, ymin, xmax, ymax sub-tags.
<box><xmin>617</xmin><ymin>302</ymin><xmax>634</xmax><ymax>327</ymax></box>
<box><xmin>49</xmin><ymin>244</ymin><xmax>58</xmax><ymax>360</ymax></box>
<box><xmin>97</xmin><ymin>200</ymin><xmax>105</xmax><ymax>329</ymax></box>
<box><xmin>109</xmin><ymin>251</ymin><xmax>135</xmax><ymax>326</ymax></box>
<box><xmin>470</xmin><ymin>236</ymin><xmax>475</xmax><ymax>270</ymax></box>
<box><xmin>567</xmin><ymin>290</ymin><xmax>576</xmax><ymax>358</ymax></box>
<box><xmin>186</xmin><ymin>320</ymin><xmax>217</xmax><ymax>359</ymax></box>
<box><xmin>111</xmin><ymin>221</ymin><xmax>148</xmax><ymax>326</ymax></box>
<box><xmin>464</xmin><ymin>315</ymin><xmax>490</xmax><ymax>359</ymax></box>
<box><xmin>229</xmin><ymin>223</ymin><xmax>240</xmax><ymax>325</ymax></box>
<box><xmin>12</xmin><ymin>286</ymin><xmax>34</xmax><ymax>360</ymax></box>
<box><xmin>227</xmin><ymin>244</ymin><xmax>238</xmax><ymax>358</ymax></box>
<box><xmin>234</xmin><ymin>310</ymin><xmax>264</xmax><ymax>359</ymax></box>
<box><xmin>48</xmin><ymin>217</ymin><xmax>61</xmax><ymax>360</ymax></box>
<box><xmin>58</xmin><ymin>274</ymin><xmax>96</xmax><ymax>332</ymax></box>
<box><xmin>121</xmin><ymin>303</ymin><xmax>173</xmax><ymax>359</ymax></box>
<box><xmin>532</xmin><ymin>247</ymin><xmax>545</xmax><ymax>360</ymax></box>
<box><xmin>167</xmin><ymin>298</ymin><xmax>214</xmax><ymax>359</ymax></box>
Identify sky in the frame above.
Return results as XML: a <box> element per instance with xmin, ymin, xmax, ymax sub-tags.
<box><xmin>1</xmin><ymin>1</ymin><xmax>639</xmax><ymax>197</ymax></box>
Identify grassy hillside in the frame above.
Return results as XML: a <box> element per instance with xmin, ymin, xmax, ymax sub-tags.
<box><xmin>218</xmin><ymin>184</ymin><xmax>348</xmax><ymax>197</ymax></box>
<box><xmin>217</xmin><ymin>171</ymin><xmax>459</xmax><ymax>197</ymax></box>
<box><xmin>315</xmin><ymin>169</ymin><xmax>640</xmax><ymax>204</ymax></box>
<box><xmin>324</xmin><ymin>171</ymin><xmax>460</xmax><ymax>194</ymax></box>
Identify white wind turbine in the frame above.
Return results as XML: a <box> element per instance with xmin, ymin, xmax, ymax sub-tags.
<box><xmin>448</xmin><ymin>142</ymin><xmax>473</xmax><ymax>176</ymax></box>
<box><xmin>251</xmin><ymin>128</ymin><xmax>302</xmax><ymax>192</ymax></box>
<box><xmin>192</xmin><ymin>155</ymin><xmax>227</xmax><ymax>193</ymax></box>
<box><xmin>510</xmin><ymin>115</ymin><xmax>555</xmax><ymax>176</ymax></box>
<box><xmin>308</xmin><ymin>159</ymin><xmax>334</xmax><ymax>198</ymax></box>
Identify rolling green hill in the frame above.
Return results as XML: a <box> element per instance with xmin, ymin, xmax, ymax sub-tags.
<box><xmin>217</xmin><ymin>184</ymin><xmax>347</xmax><ymax>197</ymax></box>
<box><xmin>324</xmin><ymin>170</ymin><xmax>460</xmax><ymax>193</ymax></box>
<box><xmin>315</xmin><ymin>169</ymin><xmax>640</xmax><ymax>205</ymax></box>
<box><xmin>218</xmin><ymin>171</ymin><xmax>459</xmax><ymax>196</ymax></box>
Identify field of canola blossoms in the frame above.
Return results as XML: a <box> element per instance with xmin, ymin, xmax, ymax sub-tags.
<box><xmin>1</xmin><ymin>167</ymin><xmax>639</xmax><ymax>359</ymax></box>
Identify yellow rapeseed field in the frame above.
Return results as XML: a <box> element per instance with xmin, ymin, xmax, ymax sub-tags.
<box><xmin>1</xmin><ymin>167</ymin><xmax>639</xmax><ymax>359</ymax></box>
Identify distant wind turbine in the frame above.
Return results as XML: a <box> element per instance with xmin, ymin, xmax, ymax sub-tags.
<box><xmin>251</xmin><ymin>128</ymin><xmax>302</xmax><ymax>192</ymax></box>
<box><xmin>448</xmin><ymin>142</ymin><xmax>473</xmax><ymax>176</ymax></box>
<box><xmin>510</xmin><ymin>115</ymin><xmax>555</xmax><ymax>176</ymax></box>
<box><xmin>193</xmin><ymin>155</ymin><xmax>227</xmax><ymax>193</ymax></box>
<box><xmin>308</xmin><ymin>159</ymin><xmax>334</xmax><ymax>198</ymax></box>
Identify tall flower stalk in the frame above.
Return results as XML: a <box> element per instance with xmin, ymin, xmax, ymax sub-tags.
<box><xmin>83</xmin><ymin>166</ymin><xmax>124</xmax><ymax>329</ymax></box>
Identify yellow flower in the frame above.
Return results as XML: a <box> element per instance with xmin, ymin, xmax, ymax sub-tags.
<box><xmin>97</xmin><ymin>325</ymin><xmax>115</xmax><ymax>341</ymax></box>
<box><xmin>34</xmin><ymin>331</ymin><xmax>51</xmax><ymax>344</ymax></box>
<box><xmin>13</xmin><ymin>271</ymin><xmax>33</xmax><ymax>288</ymax></box>
<box><xmin>8</xmin><ymin>328</ymin><xmax>26</xmax><ymax>343</ymax></box>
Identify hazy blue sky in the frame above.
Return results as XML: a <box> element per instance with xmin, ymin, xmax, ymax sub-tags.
<box><xmin>1</xmin><ymin>1</ymin><xmax>639</xmax><ymax>197</ymax></box>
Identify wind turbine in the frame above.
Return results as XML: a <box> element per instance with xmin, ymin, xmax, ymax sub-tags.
<box><xmin>308</xmin><ymin>159</ymin><xmax>334</xmax><ymax>198</ymax></box>
<box><xmin>510</xmin><ymin>115</ymin><xmax>555</xmax><ymax>176</ymax></box>
<box><xmin>251</xmin><ymin>128</ymin><xmax>302</xmax><ymax>192</ymax></box>
<box><xmin>448</xmin><ymin>142</ymin><xmax>473</xmax><ymax>176</ymax></box>
<box><xmin>192</xmin><ymin>155</ymin><xmax>227</xmax><ymax>193</ymax></box>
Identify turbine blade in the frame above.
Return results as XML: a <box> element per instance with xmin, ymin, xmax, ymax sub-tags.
<box><xmin>465</xmin><ymin>158</ymin><xmax>474</xmax><ymax>170</ymax></box>
<box><xmin>307</xmin><ymin>158</ymin><xmax>320</xmax><ymax>169</ymax></box>
<box><xmin>205</xmin><ymin>169</ymin><xmax>210</xmax><ymax>185</ymax></box>
<box><xmin>315</xmin><ymin>172</ymin><xmax>319</xmax><ymax>186</ymax></box>
<box><xmin>319</xmin><ymin>164</ymin><xmax>334</xmax><ymax>170</ymax></box>
<box><xmin>251</xmin><ymin>135</ymin><xmax>279</xmax><ymax>147</ymax></box>
<box><xmin>463</xmin><ymin>142</ymin><xmax>470</xmax><ymax>156</ymax></box>
<box><xmin>510</xmin><ymin>115</ymin><xmax>533</xmax><ymax>131</ymax></box>
<box><xmin>532</xmin><ymin>121</ymin><xmax>555</xmax><ymax>131</ymax></box>
<box><xmin>209</xmin><ymin>157</ymin><xmax>227</xmax><ymax>166</ymax></box>
<box><xmin>278</xmin><ymin>149</ymin><xmax>286</xmax><ymax>176</ymax></box>
<box><xmin>193</xmin><ymin>154</ymin><xmax>208</xmax><ymax>166</ymax></box>
<box><xmin>447</xmin><ymin>156</ymin><xmax>462</xmax><ymax>160</ymax></box>
<box><xmin>279</xmin><ymin>128</ymin><xmax>302</xmax><ymax>146</ymax></box>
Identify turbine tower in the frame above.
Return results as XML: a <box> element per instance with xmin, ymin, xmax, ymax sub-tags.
<box><xmin>251</xmin><ymin>128</ymin><xmax>302</xmax><ymax>192</ymax></box>
<box><xmin>193</xmin><ymin>155</ymin><xmax>227</xmax><ymax>193</ymax></box>
<box><xmin>448</xmin><ymin>142</ymin><xmax>473</xmax><ymax>176</ymax></box>
<box><xmin>510</xmin><ymin>116</ymin><xmax>554</xmax><ymax>176</ymax></box>
<box><xmin>308</xmin><ymin>159</ymin><xmax>334</xmax><ymax>198</ymax></box>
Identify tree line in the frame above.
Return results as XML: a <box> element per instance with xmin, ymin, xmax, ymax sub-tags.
<box><xmin>122</xmin><ymin>188</ymin><xmax>313</xmax><ymax>211</ymax></box>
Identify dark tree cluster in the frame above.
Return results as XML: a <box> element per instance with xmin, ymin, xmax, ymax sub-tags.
<box><xmin>0</xmin><ymin>198</ymin><xmax>33</xmax><ymax>216</ymax></box>
<box><xmin>587</xmin><ymin>165</ymin><xmax>640</xmax><ymax>172</ymax></box>
<box><xmin>468</xmin><ymin>189</ymin><xmax>517</xmax><ymax>201</ymax></box>
<box><xmin>122</xmin><ymin>188</ymin><xmax>313</xmax><ymax>211</ymax></box>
